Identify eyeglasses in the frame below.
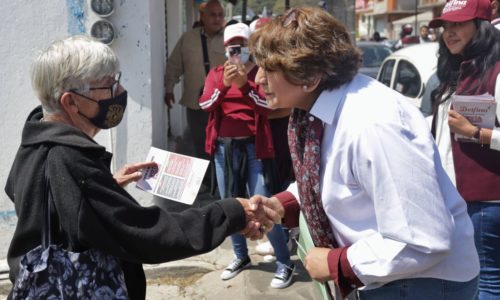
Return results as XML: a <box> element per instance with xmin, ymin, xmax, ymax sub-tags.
<box><xmin>88</xmin><ymin>72</ymin><xmax>122</xmax><ymax>98</ymax></box>
<box><xmin>70</xmin><ymin>72</ymin><xmax>121</xmax><ymax>103</ymax></box>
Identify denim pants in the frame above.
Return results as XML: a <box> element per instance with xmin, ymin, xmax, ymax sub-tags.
<box><xmin>214</xmin><ymin>141</ymin><xmax>291</xmax><ymax>265</ymax></box>
<box><xmin>357</xmin><ymin>277</ymin><xmax>478</xmax><ymax>300</ymax></box>
<box><xmin>468</xmin><ymin>202</ymin><xmax>500</xmax><ymax>300</ymax></box>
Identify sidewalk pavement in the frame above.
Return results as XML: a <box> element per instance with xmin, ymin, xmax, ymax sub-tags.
<box><xmin>0</xmin><ymin>238</ymin><xmax>321</xmax><ymax>299</ymax></box>
<box><xmin>144</xmin><ymin>237</ymin><xmax>321</xmax><ymax>299</ymax></box>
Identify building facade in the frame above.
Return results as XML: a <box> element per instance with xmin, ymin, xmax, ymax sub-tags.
<box><xmin>356</xmin><ymin>0</ymin><xmax>445</xmax><ymax>40</ymax></box>
<box><xmin>0</xmin><ymin>0</ymin><xmax>197</xmax><ymax>259</ymax></box>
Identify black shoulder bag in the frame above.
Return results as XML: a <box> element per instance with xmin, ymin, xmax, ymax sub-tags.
<box><xmin>11</xmin><ymin>167</ymin><xmax>129</xmax><ymax>299</ymax></box>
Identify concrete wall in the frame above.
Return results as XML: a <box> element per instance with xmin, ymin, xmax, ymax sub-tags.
<box><xmin>0</xmin><ymin>0</ymin><xmax>169</xmax><ymax>259</ymax></box>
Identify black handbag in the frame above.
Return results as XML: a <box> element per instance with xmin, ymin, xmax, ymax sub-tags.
<box><xmin>10</xmin><ymin>169</ymin><xmax>129</xmax><ymax>299</ymax></box>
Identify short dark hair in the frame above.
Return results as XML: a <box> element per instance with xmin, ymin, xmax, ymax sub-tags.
<box><xmin>225</xmin><ymin>19</ymin><xmax>238</xmax><ymax>28</ymax></box>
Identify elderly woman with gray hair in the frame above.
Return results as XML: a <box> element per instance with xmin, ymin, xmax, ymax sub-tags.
<box><xmin>5</xmin><ymin>35</ymin><xmax>279</xmax><ymax>300</ymax></box>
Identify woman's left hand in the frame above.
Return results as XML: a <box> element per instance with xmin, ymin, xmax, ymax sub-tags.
<box><xmin>113</xmin><ymin>161</ymin><xmax>157</xmax><ymax>187</ymax></box>
<box><xmin>448</xmin><ymin>109</ymin><xmax>476</xmax><ymax>137</ymax></box>
<box><xmin>304</xmin><ymin>247</ymin><xmax>331</xmax><ymax>282</ymax></box>
<box><xmin>233</xmin><ymin>64</ymin><xmax>248</xmax><ymax>88</ymax></box>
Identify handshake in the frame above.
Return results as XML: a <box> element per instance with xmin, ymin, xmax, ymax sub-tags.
<box><xmin>237</xmin><ymin>195</ymin><xmax>285</xmax><ymax>240</ymax></box>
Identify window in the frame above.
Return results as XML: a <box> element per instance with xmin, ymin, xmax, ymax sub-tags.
<box><xmin>394</xmin><ymin>60</ymin><xmax>421</xmax><ymax>98</ymax></box>
<box><xmin>378</xmin><ymin>59</ymin><xmax>395</xmax><ymax>87</ymax></box>
<box><xmin>359</xmin><ymin>45</ymin><xmax>392</xmax><ymax>68</ymax></box>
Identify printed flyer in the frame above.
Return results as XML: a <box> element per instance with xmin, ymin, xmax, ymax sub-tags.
<box><xmin>136</xmin><ymin>147</ymin><xmax>209</xmax><ymax>205</ymax></box>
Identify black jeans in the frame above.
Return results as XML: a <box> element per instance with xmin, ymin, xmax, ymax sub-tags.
<box><xmin>186</xmin><ymin>108</ymin><xmax>213</xmax><ymax>189</ymax></box>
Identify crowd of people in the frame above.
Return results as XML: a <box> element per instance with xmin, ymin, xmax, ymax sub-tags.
<box><xmin>5</xmin><ymin>0</ymin><xmax>500</xmax><ymax>299</ymax></box>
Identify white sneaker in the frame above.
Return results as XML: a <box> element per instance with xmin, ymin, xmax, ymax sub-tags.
<box><xmin>256</xmin><ymin>239</ymin><xmax>294</xmax><ymax>259</ymax></box>
<box><xmin>255</xmin><ymin>241</ymin><xmax>274</xmax><ymax>256</ymax></box>
<box><xmin>220</xmin><ymin>256</ymin><xmax>251</xmax><ymax>280</ymax></box>
<box><xmin>263</xmin><ymin>255</ymin><xmax>276</xmax><ymax>263</ymax></box>
<box><xmin>270</xmin><ymin>262</ymin><xmax>295</xmax><ymax>289</ymax></box>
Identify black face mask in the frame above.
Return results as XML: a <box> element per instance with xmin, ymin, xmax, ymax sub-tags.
<box><xmin>77</xmin><ymin>90</ymin><xmax>128</xmax><ymax>129</ymax></box>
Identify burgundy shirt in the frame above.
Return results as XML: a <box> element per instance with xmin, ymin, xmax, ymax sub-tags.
<box><xmin>451</xmin><ymin>61</ymin><xmax>500</xmax><ymax>201</ymax></box>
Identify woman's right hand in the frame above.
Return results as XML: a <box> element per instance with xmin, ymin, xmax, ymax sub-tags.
<box><xmin>223</xmin><ymin>61</ymin><xmax>238</xmax><ymax>87</ymax></box>
<box><xmin>113</xmin><ymin>161</ymin><xmax>157</xmax><ymax>187</ymax></box>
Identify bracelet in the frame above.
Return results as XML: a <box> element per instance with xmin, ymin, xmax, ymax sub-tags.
<box><xmin>479</xmin><ymin>128</ymin><xmax>485</xmax><ymax>147</ymax></box>
<box><xmin>472</xmin><ymin>126</ymin><xmax>481</xmax><ymax>139</ymax></box>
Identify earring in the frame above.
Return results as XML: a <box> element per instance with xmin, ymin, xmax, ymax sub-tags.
<box><xmin>302</xmin><ymin>85</ymin><xmax>308</xmax><ymax>92</ymax></box>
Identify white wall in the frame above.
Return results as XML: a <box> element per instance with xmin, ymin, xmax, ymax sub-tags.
<box><xmin>0</xmin><ymin>0</ymin><xmax>167</xmax><ymax>259</ymax></box>
<box><xmin>166</xmin><ymin>0</ymin><xmax>187</xmax><ymax>139</ymax></box>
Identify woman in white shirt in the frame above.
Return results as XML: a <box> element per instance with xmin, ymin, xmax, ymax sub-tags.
<box><xmin>249</xmin><ymin>6</ymin><xmax>479</xmax><ymax>300</ymax></box>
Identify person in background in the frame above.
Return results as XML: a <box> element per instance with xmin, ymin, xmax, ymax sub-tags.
<box><xmin>394</xmin><ymin>23</ymin><xmax>419</xmax><ymax>49</ymax></box>
<box><xmin>192</xmin><ymin>2</ymin><xmax>207</xmax><ymax>29</ymax></box>
<box><xmin>492</xmin><ymin>0</ymin><xmax>500</xmax><ymax>28</ymax></box>
<box><xmin>225</xmin><ymin>18</ymin><xmax>239</xmax><ymax>27</ymax></box>
<box><xmin>198</xmin><ymin>23</ymin><xmax>295</xmax><ymax>289</ymax></box>
<box><xmin>429</xmin><ymin>27</ymin><xmax>440</xmax><ymax>41</ymax></box>
<box><xmin>5</xmin><ymin>35</ymin><xmax>280</xmax><ymax>300</ymax></box>
<box><xmin>371</xmin><ymin>31</ymin><xmax>382</xmax><ymax>42</ymax></box>
<box><xmin>250</xmin><ymin>6</ymin><xmax>479</xmax><ymax>299</ymax></box>
<box><xmin>164</xmin><ymin>0</ymin><xmax>225</xmax><ymax>190</ymax></box>
<box><xmin>249</xmin><ymin>17</ymin><xmax>272</xmax><ymax>33</ymax></box>
<box><xmin>419</xmin><ymin>25</ymin><xmax>432</xmax><ymax>42</ymax></box>
<box><xmin>428</xmin><ymin>0</ymin><xmax>500</xmax><ymax>297</ymax></box>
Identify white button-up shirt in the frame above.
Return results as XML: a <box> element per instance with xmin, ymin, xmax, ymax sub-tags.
<box><xmin>287</xmin><ymin>74</ymin><xmax>479</xmax><ymax>289</ymax></box>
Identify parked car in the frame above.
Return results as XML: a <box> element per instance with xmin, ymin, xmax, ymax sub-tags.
<box><xmin>377</xmin><ymin>42</ymin><xmax>439</xmax><ymax>116</ymax></box>
<box><xmin>357</xmin><ymin>41</ymin><xmax>393</xmax><ymax>78</ymax></box>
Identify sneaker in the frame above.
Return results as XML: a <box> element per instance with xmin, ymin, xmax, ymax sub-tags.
<box><xmin>255</xmin><ymin>241</ymin><xmax>274</xmax><ymax>256</ymax></box>
<box><xmin>263</xmin><ymin>255</ymin><xmax>276</xmax><ymax>263</ymax></box>
<box><xmin>256</xmin><ymin>239</ymin><xmax>294</xmax><ymax>257</ymax></box>
<box><xmin>220</xmin><ymin>256</ymin><xmax>251</xmax><ymax>280</ymax></box>
<box><xmin>270</xmin><ymin>262</ymin><xmax>295</xmax><ymax>289</ymax></box>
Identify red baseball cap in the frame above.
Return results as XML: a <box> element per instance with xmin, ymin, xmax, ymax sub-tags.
<box><xmin>429</xmin><ymin>0</ymin><xmax>492</xmax><ymax>28</ymax></box>
<box><xmin>249</xmin><ymin>17</ymin><xmax>272</xmax><ymax>33</ymax></box>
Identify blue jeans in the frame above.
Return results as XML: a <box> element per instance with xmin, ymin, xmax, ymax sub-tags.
<box><xmin>358</xmin><ymin>277</ymin><xmax>478</xmax><ymax>300</ymax></box>
<box><xmin>214</xmin><ymin>141</ymin><xmax>291</xmax><ymax>265</ymax></box>
<box><xmin>468</xmin><ymin>202</ymin><xmax>500</xmax><ymax>300</ymax></box>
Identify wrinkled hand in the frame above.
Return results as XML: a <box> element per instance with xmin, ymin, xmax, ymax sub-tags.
<box><xmin>223</xmin><ymin>61</ymin><xmax>238</xmax><ymax>87</ymax></box>
<box><xmin>113</xmin><ymin>161</ymin><xmax>157</xmax><ymax>187</ymax></box>
<box><xmin>304</xmin><ymin>247</ymin><xmax>331</xmax><ymax>282</ymax></box>
<box><xmin>249</xmin><ymin>195</ymin><xmax>284</xmax><ymax>224</ymax></box>
<box><xmin>237</xmin><ymin>197</ymin><xmax>278</xmax><ymax>240</ymax></box>
<box><xmin>448</xmin><ymin>109</ymin><xmax>475</xmax><ymax>137</ymax></box>
<box><xmin>164</xmin><ymin>92</ymin><xmax>175</xmax><ymax>108</ymax></box>
<box><xmin>239</xmin><ymin>218</ymin><xmax>264</xmax><ymax>240</ymax></box>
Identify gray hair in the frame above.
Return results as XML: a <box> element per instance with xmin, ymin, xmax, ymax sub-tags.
<box><xmin>31</xmin><ymin>35</ymin><xmax>120</xmax><ymax>114</ymax></box>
